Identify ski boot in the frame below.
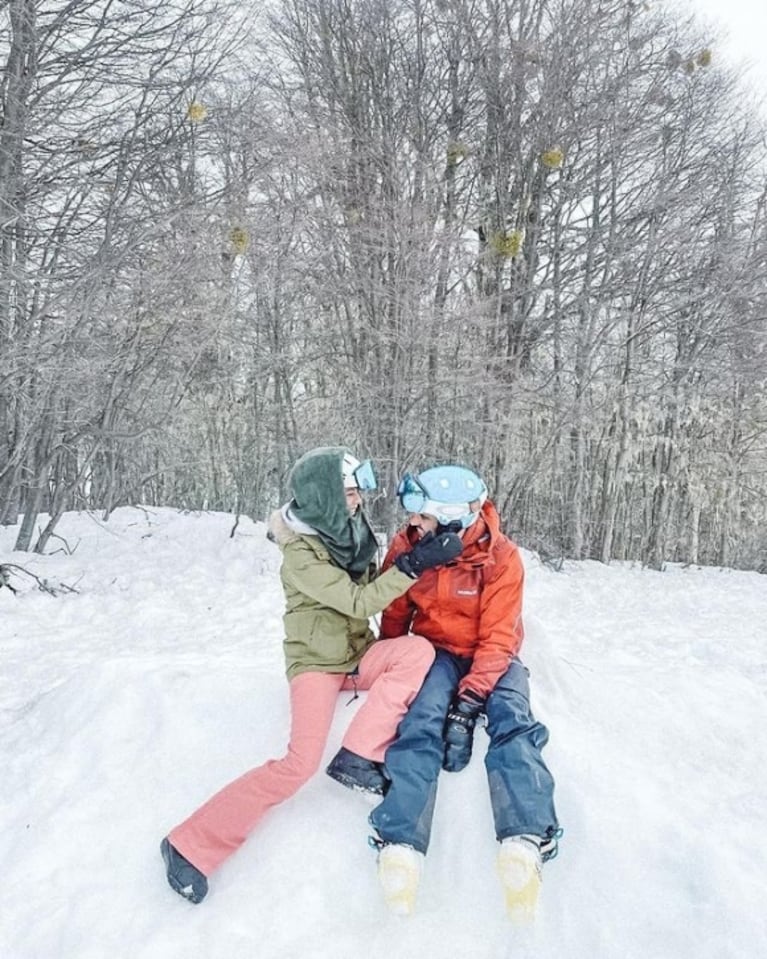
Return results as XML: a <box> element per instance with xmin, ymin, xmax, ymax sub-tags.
<box><xmin>376</xmin><ymin>842</ymin><xmax>424</xmax><ymax>916</ymax></box>
<box><xmin>497</xmin><ymin>835</ymin><xmax>543</xmax><ymax>923</ymax></box>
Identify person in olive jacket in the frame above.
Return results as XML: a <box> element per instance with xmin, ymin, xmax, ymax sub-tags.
<box><xmin>160</xmin><ymin>446</ymin><xmax>462</xmax><ymax>904</ymax></box>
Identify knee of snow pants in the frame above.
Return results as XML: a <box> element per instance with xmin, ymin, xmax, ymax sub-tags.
<box><xmin>484</xmin><ymin>658</ymin><xmax>560</xmax><ymax>841</ymax></box>
<box><xmin>342</xmin><ymin>634</ymin><xmax>436</xmax><ymax>763</ymax></box>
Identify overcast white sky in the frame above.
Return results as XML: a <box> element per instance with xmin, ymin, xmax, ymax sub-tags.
<box><xmin>679</xmin><ymin>0</ymin><xmax>767</xmax><ymax>94</ymax></box>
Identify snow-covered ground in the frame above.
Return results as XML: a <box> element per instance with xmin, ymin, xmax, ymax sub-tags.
<box><xmin>1</xmin><ymin>507</ymin><xmax>765</xmax><ymax>959</ymax></box>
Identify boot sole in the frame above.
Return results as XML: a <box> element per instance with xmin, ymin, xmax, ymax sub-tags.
<box><xmin>326</xmin><ymin>769</ymin><xmax>387</xmax><ymax>797</ymax></box>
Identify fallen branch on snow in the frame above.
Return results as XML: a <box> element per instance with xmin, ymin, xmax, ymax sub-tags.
<box><xmin>0</xmin><ymin>563</ymin><xmax>80</xmax><ymax>597</ymax></box>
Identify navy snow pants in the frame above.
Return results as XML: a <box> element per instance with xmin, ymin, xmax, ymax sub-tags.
<box><xmin>369</xmin><ymin>649</ymin><xmax>559</xmax><ymax>854</ymax></box>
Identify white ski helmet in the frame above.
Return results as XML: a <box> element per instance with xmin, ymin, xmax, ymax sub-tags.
<box><xmin>341</xmin><ymin>452</ymin><xmax>377</xmax><ymax>490</ymax></box>
<box><xmin>397</xmin><ymin>465</ymin><xmax>488</xmax><ymax>528</ymax></box>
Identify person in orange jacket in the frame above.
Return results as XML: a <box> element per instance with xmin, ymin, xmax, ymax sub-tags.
<box><xmin>367</xmin><ymin>465</ymin><xmax>561</xmax><ymax>920</ymax></box>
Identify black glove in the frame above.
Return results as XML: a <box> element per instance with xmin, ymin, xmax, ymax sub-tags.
<box><xmin>394</xmin><ymin>531</ymin><xmax>463</xmax><ymax>579</ymax></box>
<box><xmin>442</xmin><ymin>692</ymin><xmax>485</xmax><ymax>772</ymax></box>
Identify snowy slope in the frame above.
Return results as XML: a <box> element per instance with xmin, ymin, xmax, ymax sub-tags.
<box><xmin>1</xmin><ymin>507</ymin><xmax>765</xmax><ymax>959</ymax></box>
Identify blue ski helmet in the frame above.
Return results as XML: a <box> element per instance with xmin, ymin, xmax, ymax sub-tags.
<box><xmin>397</xmin><ymin>465</ymin><xmax>488</xmax><ymax>528</ymax></box>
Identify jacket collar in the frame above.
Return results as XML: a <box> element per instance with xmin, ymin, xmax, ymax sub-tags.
<box><xmin>458</xmin><ymin>501</ymin><xmax>500</xmax><ymax>563</ymax></box>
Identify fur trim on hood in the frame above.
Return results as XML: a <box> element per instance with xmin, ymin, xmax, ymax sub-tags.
<box><xmin>267</xmin><ymin>506</ymin><xmax>317</xmax><ymax>548</ymax></box>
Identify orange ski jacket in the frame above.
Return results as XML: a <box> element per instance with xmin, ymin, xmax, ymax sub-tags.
<box><xmin>379</xmin><ymin>501</ymin><xmax>525</xmax><ymax>699</ymax></box>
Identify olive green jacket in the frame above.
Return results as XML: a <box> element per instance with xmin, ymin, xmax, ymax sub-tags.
<box><xmin>268</xmin><ymin>509</ymin><xmax>414</xmax><ymax>680</ymax></box>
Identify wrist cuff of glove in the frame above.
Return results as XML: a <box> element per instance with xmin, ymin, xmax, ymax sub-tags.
<box><xmin>453</xmin><ymin>691</ymin><xmax>485</xmax><ymax>716</ymax></box>
<box><xmin>458</xmin><ymin>688</ymin><xmax>485</xmax><ymax>705</ymax></box>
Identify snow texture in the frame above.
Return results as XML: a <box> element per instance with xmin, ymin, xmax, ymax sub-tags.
<box><xmin>1</xmin><ymin>507</ymin><xmax>765</xmax><ymax>959</ymax></box>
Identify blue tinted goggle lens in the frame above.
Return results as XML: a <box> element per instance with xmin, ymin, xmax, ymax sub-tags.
<box><xmin>353</xmin><ymin>460</ymin><xmax>377</xmax><ymax>491</ymax></box>
<box><xmin>397</xmin><ymin>473</ymin><xmax>427</xmax><ymax>513</ymax></box>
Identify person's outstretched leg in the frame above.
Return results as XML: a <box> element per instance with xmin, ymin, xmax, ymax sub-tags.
<box><xmin>484</xmin><ymin>658</ymin><xmax>559</xmax><ymax>842</ymax></box>
<box><xmin>368</xmin><ymin>650</ymin><xmax>465</xmax><ymax>914</ymax></box>
<box><xmin>485</xmin><ymin>659</ymin><xmax>560</xmax><ymax>921</ymax></box>
<box><xmin>368</xmin><ymin>649</ymin><xmax>464</xmax><ymax>854</ymax></box>
<box><xmin>167</xmin><ymin>671</ymin><xmax>343</xmax><ymax>877</ymax></box>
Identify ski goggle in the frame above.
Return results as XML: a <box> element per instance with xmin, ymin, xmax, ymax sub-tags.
<box><xmin>350</xmin><ymin>459</ymin><xmax>377</xmax><ymax>491</ymax></box>
<box><xmin>397</xmin><ymin>473</ymin><xmax>430</xmax><ymax>513</ymax></box>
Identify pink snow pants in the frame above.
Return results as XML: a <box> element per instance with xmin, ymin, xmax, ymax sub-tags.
<box><xmin>168</xmin><ymin>635</ymin><xmax>434</xmax><ymax>876</ymax></box>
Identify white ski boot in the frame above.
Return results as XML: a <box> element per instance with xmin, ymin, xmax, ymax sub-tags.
<box><xmin>497</xmin><ymin>835</ymin><xmax>542</xmax><ymax>923</ymax></box>
<box><xmin>377</xmin><ymin>843</ymin><xmax>424</xmax><ymax>916</ymax></box>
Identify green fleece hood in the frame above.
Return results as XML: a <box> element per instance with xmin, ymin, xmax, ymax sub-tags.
<box><xmin>288</xmin><ymin>446</ymin><xmax>378</xmax><ymax>575</ymax></box>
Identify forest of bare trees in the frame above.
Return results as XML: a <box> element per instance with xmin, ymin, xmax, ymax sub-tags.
<box><xmin>2</xmin><ymin>0</ymin><xmax>766</xmax><ymax>570</ymax></box>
